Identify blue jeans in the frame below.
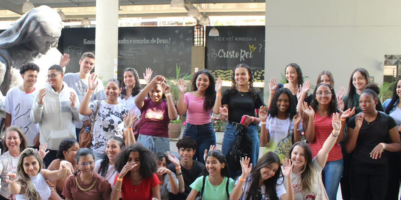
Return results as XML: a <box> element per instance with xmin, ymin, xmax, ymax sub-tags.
<box><xmin>137</xmin><ymin>134</ymin><xmax>170</xmax><ymax>153</ymax></box>
<box><xmin>183</xmin><ymin>122</ymin><xmax>216</xmax><ymax>164</ymax></box>
<box><xmin>222</xmin><ymin>123</ymin><xmax>260</xmax><ymax>169</ymax></box>
<box><xmin>322</xmin><ymin>159</ymin><xmax>344</xmax><ymax>200</ymax></box>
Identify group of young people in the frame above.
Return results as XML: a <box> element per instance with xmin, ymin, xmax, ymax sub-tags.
<box><xmin>0</xmin><ymin>50</ymin><xmax>399</xmax><ymax>200</ymax></box>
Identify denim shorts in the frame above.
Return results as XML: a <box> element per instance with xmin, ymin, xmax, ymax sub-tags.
<box><xmin>137</xmin><ymin>134</ymin><xmax>170</xmax><ymax>154</ymax></box>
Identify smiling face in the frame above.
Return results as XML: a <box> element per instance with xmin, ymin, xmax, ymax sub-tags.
<box><xmin>320</xmin><ymin>74</ymin><xmax>331</xmax><ymax>85</ymax></box>
<box><xmin>276</xmin><ymin>93</ymin><xmax>290</xmax><ymax>113</ymax></box>
<box><xmin>6</xmin><ymin>131</ymin><xmax>21</xmax><ymax>151</ymax></box>
<box><xmin>106</xmin><ymin>139</ymin><xmax>122</xmax><ymax>162</ymax></box>
<box><xmin>359</xmin><ymin>93</ymin><xmax>377</xmax><ymax>113</ymax></box>
<box><xmin>63</xmin><ymin>143</ymin><xmax>79</xmax><ymax>164</ymax></box>
<box><xmin>196</xmin><ymin>73</ymin><xmax>210</xmax><ymax>92</ymax></box>
<box><xmin>124</xmin><ymin>71</ymin><xmax>136</xmax><ymax>88</ymax></box>
<box><xmin>78</xmin><ymin>155</ymin><xmax>95</xmax><ymax>174</ymax></box>
<box><xmin>23</xmin><ymin>155</ymin><xmax>40</xmax><ymax>177</ymax></box>
<box><xmin>47</xmin><ymin>69</ymin><xmax>63</xmax><ymax>88</ymax></box>
<box><xmin>105</xmin><ymin>81</ymin><xmax>122</xmax><ymax>101</ymax></box>
<box><xmin>260</xmin><ymin>163</ymin><xmax>279</xmax><ymax>181</ymax></box>
<box><xmin>22</xmin><ymin>70</ymin><xmax>38</xmax><ymax>88</ymax></box>
<box><xmin>285</xmin><ymin>66</ymin><xmax>298</xmax><ymax>83</ymax></box>
<box><xmin>315</xmin><ymin>85</ymin><xmax>333</xmax><ymax>105</ymax></box>
<box><xmin>206</xmin><ymin>156</ymin><xmax>225</xmax><ymax>176</ymax></box>
<box><xmin>79</xmin><ymin>57</ymin><xmax>95</xmax><ymax>74</ymax></box>
<box><xmin>352</xmin><ymin>71</ymin><xmax>367</xmax><ymax>91</ymax></box>
<box><xmin>291</xmin><ymin>145</ymin><xmax>306</xmax><ymax>169</ymax></box>
<box><xmin>149</xmin><ymin>84</ymin><xmax>163</xmax><ymax>103</ymax></box>
<box><xmin>178</xmin><ymin>148</ymin><xmax>196</xmax><ymax>163</ymax></box>
<box><xmin>234</xmin><ymin>67</ymin><xmax>250</xmax><ymax>87</ymax></box>
<box><xmin>396</xmin><ymin>80</ymin><xmax>401</xmax><ymax>98</ymax></box>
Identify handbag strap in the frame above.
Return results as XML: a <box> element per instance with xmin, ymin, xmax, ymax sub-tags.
<box><xmin>90</xmin><ymin>101</ymin><xmax>102</xmax><ymax>134</ymax></box>
<box><xmin>199</xmin><ymin>175</ymin><xmax>207</xmax><ymax>198</ymax></box>
<box><xmin>225</xmin><ymin>177</ymin><xmax>229</xmax><ymax>198</ymax></box>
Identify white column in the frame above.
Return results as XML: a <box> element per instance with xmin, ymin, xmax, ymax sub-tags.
<box><xmin>95</xmin><ymin>0</ymin><xmax>119</xmax><ymax>82</ymax></box>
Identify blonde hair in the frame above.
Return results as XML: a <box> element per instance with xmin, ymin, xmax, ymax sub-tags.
<box><xmin>16</xmin><ymin>148</ymin><xmax>44</xmax><ymax>200</ymax></box>
<box><xmin>288</xmin><ymin>142</ymin><xmax>316</xmax><ymax>192</ymax></box>
<box><xmin>2</xmin><ymin>126</ymin><xmax>28</xmax><ymax>154</ymax></box>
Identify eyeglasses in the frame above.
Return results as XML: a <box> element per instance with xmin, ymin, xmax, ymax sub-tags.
<box><xmin>316</xmin><ymin>91</ymin><xmax>332</xmax><ymax>96</ymax></box>
<box><xmin>79</xmin><ymin>161</ymin><xmax>94</xmax><ymax>167</ymax></box>
<box><xmin>47</xmin><ymin>73</ymin><xmax>60</xmax><ymax>79</ymax></box>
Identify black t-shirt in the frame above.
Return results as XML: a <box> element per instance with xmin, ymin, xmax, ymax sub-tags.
<box><xmin>168</xmin><ymin>161</ymin><xmax>205</xmax><ymax>200</ymax></box>
<box><xmin>347</xmin><ymin>112</ymin><xmax>396</xmax><ymax>164</ymax></box>
<box><xmin>221</xmin><ymin>89</ymin><xmax>263</xmax><ymax>123</ymax></box>
<box><xmin>304</xmin><ymin>94</ymin><xmax>313</xmax><ymax>105</ymax></box>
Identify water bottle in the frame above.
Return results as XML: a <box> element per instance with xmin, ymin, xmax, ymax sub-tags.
<box><xmin>85</xmin><ymin>127</ymin><xmax>90</xmax><ymax>132</ymax></box>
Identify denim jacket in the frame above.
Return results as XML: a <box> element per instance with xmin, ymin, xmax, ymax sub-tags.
<box><xmin>382</xmin><ymin>98</ymin><xmax>399</xmax><ymax>114</ymax></box>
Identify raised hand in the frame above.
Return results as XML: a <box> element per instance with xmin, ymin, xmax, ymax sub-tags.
<box><xmin>69</xmin><ymin>92</ymin><xmax>76</xmax><ymax>108</ymax></box>
<box><xmin>88</xmin><ymin>73</ymin><xmax>99</xmax><ymax>91</ymax></box>
<box><xmin>38</xmin><ymin>88</ymin><xmax>46</xmax><ymax>105</ymax></box>
<box><xmin>355</xmin><ymin>113</ymin><xmax>364</xmax><ymax>129</ymax></box>
<box><xmin>219</xmin><ymin>107</ymin><xmax>228</xmax><ymax>117</ymax></box>
<box><xmin>302</xmin><ymin>80</ymin><xmax>311</xmax><ymax>94</ymax></box>
<box><xmin>5</xmin><ymin>172</ymin><xmax>16</xmax><ymax>184</ymax></box>
<box><xmin>177</xmin><ymin>78</ymin><xmax>188</xmax><ymax>94</ymax></box>
<box><xmin>59</xmin><ymin>53</ymin><xmax>70</xmax><ymax>67</ymax></box>
<box><xmin>124</xmin><ymin>110</ymin><xmax>139</xmax><ymax>128</ymax></box>
<box><xmin>338</xmin><ymin>100</ymin><xmax>345</xmax><ymax>111</ymax></box>
<box><xmin>167</xmin><ymin>151</ymin><xmax>180</xmax><ymax>167</ymax></box>
<box><xmin>240</xmin><ymin>157</ymin><xmax>252</xmax><ymax>179</ymax></box>
<box><xmin>281</xmin><ymin>158</ymin><xmax>293</xmax><ymax>177</ymax></box>
<box><xmin>204</xmin><ymin>145</ymin><xmax>216</xmax><ymax>161</ymax></box>
<box><xmin>341</xmin><ymin>107</ymin><xmax>356</xmax><ymax>119</ymax></box>
<box><xmin>259</xmin><ymin>105</ymin><xmax>268</xmax><ymax>122</ymax></box>
<box><xmin>336</xmin><ymin>86</ymin><xmax>346</xmax><ymax>102</ymax></box>
<box><xmin>293</xmin><ymin>114</ymin><xmax>301</xmax><ymax>126</ymax></box>
<box><xmin>370</xmin><ymin>143</ymin><xmax>385</xmax><ymax>159</ymax></box>
<box><xmin>302</xmin><ymin>102</ymin><xmax>315</xmax><ymax>117</ymax></box>
<box><xmin>143</xmin><ymin>68</ymin><xmax>153</xmax><ymax>84</ymax></box>
<box><xmin>331</xmin><ymin>113</ymin><xmax>341</xmax><ymax>131</ymax></box>
<box><xmin>119</xmin><ymin>161</ymin><xmax>137</xmax><ymax>178</ymax></box>
<box><xmin>161</xmin><ymin>82</ymin><xmax>171</xmax><ymax>94</ymax></box>
<box><xmin>60</xmin><ymin>160</ymin><xmax>74</xmax><ymax>176</ymax></box>
<box><xmin>151</xmin><ymin>75</ymin><xmax>165</xmax><ymax>85</ymax></box>
<box><xmin>38</xmin><ymin>143</ymin><xmax>49</xmax><ymax>160</ymax></box>
<box><xmin>269</xmin><ymin>77</ymin><xmax>278</xmax><ymax>92</ymax></box>
<box><xmin>156</xmin><ymin>167</ymin><xmax>172</xmax><ymax>176</ymax></box>
<box><xmin>215</xmin><ymin>77</ymin><xmax>223</xmax><ymax>93</ymax></box>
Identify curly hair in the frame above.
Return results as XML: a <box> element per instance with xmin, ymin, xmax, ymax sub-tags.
<box><xmin>245</xmin><ymin>152</ymin><xmax>281</xmax><ymax>200</ymax></box>
<box><xmin>176</xmin><ymin>137</ymin><xmax>198</xmax><ymax>150</ymax></box>
<box><xmin>268</xmin><ymin>88</ymin><xmax>296</xmax><ymax>119</ymax></box>
<box><xmin>56</xmin><ymin>138</ymin><xmax>78</xmax><ymax>160</ymax></box>
<box><xmin>98</xmin><ymin>137</ymin><xmax>125</xmax><ymax>177</ymax></box>
<box><xmin>288</xmin><ymin>141</ymin><xmax>315</xmax><ymax>192</ymax></box>
<box><xmin>385</xmin><ymin>79</ymin><xmax>401</xmax><ymax>114</ymax></box>
<box><xmin>2</xmin><ymin>126</ymin><xmax>28</xmax><ymax>154</ymax></box>
<box><xmin>346</xmin><ymin>68</ymin><xmax>370</xmax><ymax>109</ymax></box>
<box><xmin>191</xmin><ymin>69</ymin><xmax>216</xmax><ymax>111</ymax></box>
<box><xmin>115</xmin><ymin>144</ymin><xmax>157</xmax><ymax>179</ymax></box>
<box><xmin>203</xmin><ymin>150</ymin><xmax>230</xmax><ymax>177</ymax></box>
<box><xmin>20</xmin><ymin>62</ymin><xmax>40</xmax><ymax>75</ymax></box>
<box><xmin>230</xmin><ymin>63</ymin><xmax>258</xmax><ymax>101</ymax></box>
<box><xmin>121</xmin><ymin>68</ymin><xmax>142</xmax><ymax>99</ymax></box>
<box><xmin>17</xmin><ymin>148</ymin><xmax>45</xmax><ymax>200</ymax></box>
<box><xmin>285</xmin><ymin>63</ymin><xmax>304</xmax><ymax>85</ymax></box>
<box><xmin>310</xmin><ymin>83</ymin><xmax>338</xmax><ymax>116</ymax></box>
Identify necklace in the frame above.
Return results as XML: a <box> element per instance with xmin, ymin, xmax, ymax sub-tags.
<box><xmin>237</xmin><ymin>90</ymin><xmax>247</xmax><ymax>96</ymax></box>
<box><xmin>75</xmin><ymin>177</ymin><xmax>97</xmax><ymax>192</ymax></box>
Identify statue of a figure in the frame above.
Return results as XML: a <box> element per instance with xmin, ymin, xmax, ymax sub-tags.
<box><xmin>0</xmin><ymin>5</ymin><xmax>63</xmax><ymax>94</ymax></box>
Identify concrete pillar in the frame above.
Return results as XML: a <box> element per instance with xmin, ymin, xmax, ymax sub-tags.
<box><xmin>95</xmin><ymin>0</ymin><xmax>119</xmax><ymax>83</ymax></box>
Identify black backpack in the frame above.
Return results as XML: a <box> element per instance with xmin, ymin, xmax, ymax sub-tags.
<box><xmin>226</xmin><ymin>123</ymin><xmax>252</xmax><ymax>171</ymax></box>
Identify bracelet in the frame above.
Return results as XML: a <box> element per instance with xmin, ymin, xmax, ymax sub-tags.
<box><xmin>175</xmin><ymin>166</ymin><xmax>181</xmax><ymax>170</ymax></box>
<box><xmin>115</xmin><ymin>188</ymin><xmax>122</xmax><ymax>192</ymax></box>
<box><xmin>239</xmin><ymin>178</ymin><xmax>246</xmax><ymax>182</ymax></box>
<box><xmin>252</xmin><ymin>117</ymin><xmax>255</xmax><ymax>122</ymax></box>
<box><xmin>117</xmin><ymin>177</ymin><xmax>123</xmax><ymax>182</ymax></box>
<box><xmin>87</xmin><ymin>89</ymin><xmax>93</xmax><ymax>93</ymax></box>
<box><xmin>381</xmin><ymin>143</ymin><xmax>386</xmax><ymax>150</ymax></box>
<box><xmin>165</xmin><ymin>93</ymin><xmax>171</xmax><ymax>96</ymax></box>
<box><xmin>217</xmin><ymin>93</ymin><xmax>222</xmax><ymax>97</ymax></box>
<box><xmin>270</xmin><ymin>91</ymin><xmax>275</xmax><ymax>94</ymax></box>
<box><xmin>126</xmin><ymin>127</ymin><xmax>132</xmax><ymax>131</ymax></box>
<box><xmin>176</xmin><ymin>173</ymin><xmax>183</xmax><ymax>176</ymax></box>
<box><xmin>332</xmin><ymin>131</ymin><xmax>339</xmax><ymax>137</ymax></box>
<box><xmin>341</xmin><ymin>118</ymin><xmax>346</xmax><ymax>122</ymax></box>
<box><xmin>260</xmin><ymin>122</ymin><xmax>266</xmax><ymax>125</ymax></box>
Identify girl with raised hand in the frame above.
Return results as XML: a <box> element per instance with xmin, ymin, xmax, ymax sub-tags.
<box><xmin>177</xmin><ymin>69</ymin><xmax>221</xmax><ymax>163</ymax></box>
<box><xmin>345</xmin><ymin>88</ymin><xmax>401</xmax><ymax>200</ymax></box>
<box><xmin>111</xmin><ymin>144</ymin><xmax>160</xmax><ymax>200</ymax></box>
<box><xmin>259</xmin><ymin>88</ymin><xmax>300</xmax><ymax>161</ymax></box>
<box><xmin>47</xmin><ymin>138</ymin><xmax>79</xmax><ymax>200</ymax></box>
<box><xmin>187</xmin><ymin>150</ymin><xmax>235</xmax><ymax>200</ymax></box>
<box><xmin>216</xmin><ymin>63</ymin><xmax>263</xmax><ymax>172</ymax></box>
<box><xmin>230</xmin><ymin>154</ymin><xmax>294</xmax><ymax>200</ymax></box>
<box><xmin>154</xmin><ymin>152</ymin><xmax>179</xmax><ymax>200</ymax></box>
<box><xmin>382</xmin><ymin>78</ymin><xmax>401</xmax><ymax>199</ymax></box>
<box><xmin>62</xmin><ymin>148</ymin><xmax>111</xmax><ymax>200</ymax></box>
<box><xmin>135</xmin><ymin>75</ymin><xmax>178</xmax><ymax>153</ymax></box>
<box><xmin>94</xmin><ymin>137</ymin><xmax>125</xmax><ymax>186</ymax></box>
<box><xmin>79</xmin><ymin>75</ymin><xmax>137</xmax><ymax>160</ymax></box>
<box><xmin>7</xmin><ymin>148</ymin><xmax>72</xmax><ymax>200</ymax></box>
<box><xmin>300</xmin><ymin>83</ymin><xmax>354</xmax><ymax>200</ymax></box>
<box><xmin>288</xmin><ymin>113</ymin><xmax>342</xmax><ymax>200</ymax></box>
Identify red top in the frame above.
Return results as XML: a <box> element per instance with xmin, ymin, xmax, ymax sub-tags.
<box><xmin>310</xmin><ymin>113</ymin><xmax>343</xmax><ymax>162</ymax></box>
<box><xmin>114</xmin><ymin>173</ymin><xmax>160</xmax><ymax>200</ymax></box>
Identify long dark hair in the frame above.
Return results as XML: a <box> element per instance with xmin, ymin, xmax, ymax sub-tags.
<box><xmin>98</xmin><ymin>137</ymin><xmax>125</xmax><ymax>177</ymax></box>
<box><xmin>288</xmin><ymin>141</ymin><xmax>315</xmax><ymax>192</ymax></box>
<box><xmin>56</xmin><ymin>138</ymin><xmax>78</xmax><ymax>160</ymax></box>
<box><xmin>385</xmin><ymin>78</ymin><xmax>401</xmax><ymax>114</ymax></box>
<box><xmin>115</xmin><ymin>144</ymin><xmax>157</xmax><ymax>179</ymax></box>
<box><xmin>346</xmin><ymin>68</ymin><xmax>370</xmax><ymax>109</ymax></box>
<box><xmin>268</xmin><ymin>88</ymin><xmax>296</xmax><ymax>119</ymax></box>
<box><xmin>285</xmin><ymin>63</ymin><xmax>304</xmax><ymax>85</ymax></box>
<box><xmin>203</xmin><ymin>150</ymin><xmax>230</xmax><ymax>177</ymax></box>
<box><xmin>310</xmin><ymin>83</ymin><xmax>338</xmax><ymax>116</ymax></box>
<box><xmin>230</xmin><ymin>63</ymin><xmax>258</xmax><ymax>100</ymax></box>
<box><xmin>316</xmin><ymin>70</ymin><xmax>334</xmax><ymax>87</ymax></box>
<box><xmin>245</xmin><ymin>152</ymin><xmax>281</xmax><ymax>200</ymax></box>
<box><xmin>191</xmin><ymin>70</ymin><xmax>216</xmax><ymax>111</ymax></box>
<box><xmin>121</xmin><ymin>68</ymin><xmax>141</xmax><ymax>99</ymax></box>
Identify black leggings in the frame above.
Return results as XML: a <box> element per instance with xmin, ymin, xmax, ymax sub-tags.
<box><xmin>350</xmin><ymin>162</ymin><xmax>388</xmax><ymax>200</ymax></box>
<box><xmin>0</xmin><ymin>195</ymin><xmax>9</xmax><ymax>200</ymax></box>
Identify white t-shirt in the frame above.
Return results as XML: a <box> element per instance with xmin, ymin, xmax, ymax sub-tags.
<box><xmin>0</xmin><ymin>151</ymin><xmax>19</xmax><ymax>199</ymax></box>
<box><xmin>94</xmin><ymin>159</ymin><xmax>118</xmax><ymax>186</ymax></box>
<box><xmin>63</xmin><ymin>73</ymin><xmax>106</xmax><ymax>128</ymax></box>
<box><xmin>289</xmin><ymin>158</ymin><xmax>328</xmax><ymax>200</ymax></box>
<box><xmin>2</xmin><ymin>87</ymin><xmax>39</xmax><ymax>147</ymax></box>
<box><xmin>16</xmin><ymin>173</ymin><xmax>51</xmax><ymax>200</ymax></box>
<box><xmin>89</xmin><ymin>100</ymin><xmax>129</xmax><ymax>155</ymax></box>
<box><xmin>390</xmin><ymin>107</ymin><xmax>401</xmax><ymax>126</ymax></box>
<box><xmin>118</xmin><ymin>95</ymin><xmax>141</xmax><ymax>116</ymax></box>
<box><xmin>236</xmin><ymin>176</ymin><xmax>286</xmax><ymax>200</ymax></box>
